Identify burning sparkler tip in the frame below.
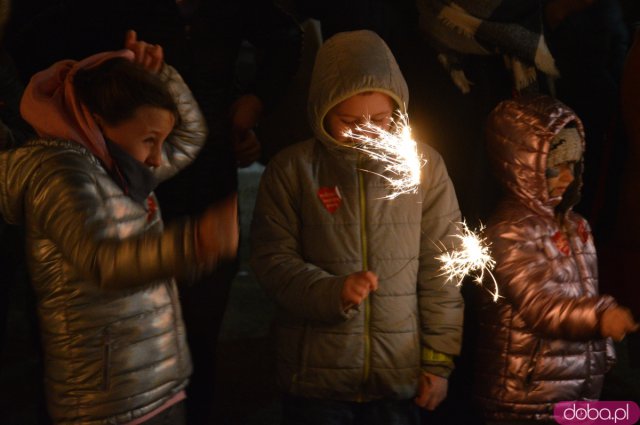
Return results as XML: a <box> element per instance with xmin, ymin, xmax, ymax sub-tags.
<box><xmin>343</xmin><ymin>111</ymin><xmax>425</xmax><ymax>200</ymax></box>
<box><xmin>437</xmin><ymin>221</ymin><xmax>500</xmax><ymax>302</ymax></box>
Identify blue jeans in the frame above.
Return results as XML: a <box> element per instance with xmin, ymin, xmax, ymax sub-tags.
<box><xmin>281</xmin><ymin>395</ymin><xmax>420</xmax><ymax>425</ymax></box>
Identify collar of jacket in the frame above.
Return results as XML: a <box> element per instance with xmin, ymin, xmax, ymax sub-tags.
<box><xmin>105</xmin><ymin>139</ymin><xmax>157</xmax><ymax>205</ymax></box>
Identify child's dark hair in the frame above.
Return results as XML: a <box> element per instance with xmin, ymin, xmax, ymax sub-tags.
<box><xmin>73</xmin><ymin>58</ymin><xmax>179</xmax><ymax>126</ymax></box>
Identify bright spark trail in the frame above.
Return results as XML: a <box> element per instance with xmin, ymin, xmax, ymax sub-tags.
<box><xmin>344</xmin><ymin>112</ymin><xmax>426</xmax><ymax>200</ymax></box>
<box><xmin>437</xmin><ymin>221</ymin><xmax>500</xmax><ymax>302</ymax></box>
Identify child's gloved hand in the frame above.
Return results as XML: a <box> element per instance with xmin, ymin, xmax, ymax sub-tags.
<box><xmin>196</xmin><ymin>194</ymin><xmax>239</xmax><ymax>266</ymax></box>
<box><xmin>415</xmin><ymin>372</ymin><xmax>448</xmax><ymax>411</ymax></box>
<box><xmin>341</xmin><ymin>271</ymin><xmax>378</xmax><ymax>310</ymax></box>
<box><xmin>600</xmin><ymin>306</ymin><xmax>639</xmax><ymax>342</ymax></box>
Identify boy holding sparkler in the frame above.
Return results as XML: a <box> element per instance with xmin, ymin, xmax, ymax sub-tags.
<box><xmin>475</xmin><ymin>94</ymin><xmax>639</xmax><ymax>424</ymax></box>
<box><xmin>250</xmin><ymin>30</ymin><xmax>464</xmax><ymax>424</ymax></box>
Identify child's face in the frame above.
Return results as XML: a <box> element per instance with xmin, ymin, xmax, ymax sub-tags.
<box><xmin>97</xmin><ymin>105</ymin><xmax>175</xmax><ymax>168</ymax></box>
<box><xmin>546</xmin><ymin>161</ymin><xmax>575</xmax><ymax>199</ymax></box>
<box><xmin>324</xmin><ymin>92</ymin><xmax>394</xmax><ymax>144</ymax></box>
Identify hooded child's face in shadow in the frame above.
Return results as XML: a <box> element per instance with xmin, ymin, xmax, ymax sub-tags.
<box><xmin>324</xmin><ymin>92</ymin><xmax>394</xmax><ymax>144</ymax></box>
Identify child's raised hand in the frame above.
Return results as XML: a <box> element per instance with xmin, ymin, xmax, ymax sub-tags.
<box><xmin>124</xmin><ymin>29</ymin><xmax>164</xmax><ymax>73</ymax></box>
<box><xmin>341</xmin><ymin>271</ymin><xmax>378</xmax><ymax>310</ymax></box>
<box><xmin>415</xmin><ymin>372</ymin><xmax>448</xmax><ymax>411</ymax></box>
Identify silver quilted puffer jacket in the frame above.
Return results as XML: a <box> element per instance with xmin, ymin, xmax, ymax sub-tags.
<box><xmin>0</xmin><ymin>65</ymin><xmax>207</xmax><ymax>424</ymax></box>
<box><xmin>474</xmin><ymin>95</ymin><xmax>616</xmax><ymax>421</ymax></box>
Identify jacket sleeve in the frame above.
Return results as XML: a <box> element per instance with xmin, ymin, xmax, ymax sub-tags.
<box><xmin>153</xmin><ymin>64</ymin><xmax>208</xmax><ymax>183</ymax></box>
<box><xmin>490</xmin><ymin>221</ymin><xmax>616</xmax><ymax>340</ymax></box>
<box><xmin>250</xmin><ymin>156</ymin><xmax>355</xmax><ymax>324</ymax></box>
<box><xmin>27</xmin><ymin>153</ymin><xmax>205</xmax><ymax>290</ymax></box>
<box><xmin>417</xmin><ymin>147</ymin><xmax>465</xmax><ymax>362</ymax></box>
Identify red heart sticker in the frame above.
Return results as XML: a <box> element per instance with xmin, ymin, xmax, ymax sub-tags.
<box><xmin>317</xmin><ymin>186</ymin><xmax>342</xmax><ymax>213</ymax></box>
<box><xmin>577</xmin><ymin>219</ymin><xmax>589</xmax><ymax>244</ymax></box>
<box><xmin>146</xmin><ymin>196</ymin><xmax>158</xmax><ymax>223</ymax></box>
<box><xmin>551</xmin><ymin>231</ymin><xmax>571</xmax><ymax>256</ymax></box>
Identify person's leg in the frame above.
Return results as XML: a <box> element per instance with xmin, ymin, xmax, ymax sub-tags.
<box><xmin>281</xmin><ymin>394</ymin><xmax>355</xmax><ymax>425</ymax></box>
<box><xmin>357</xmin><ymin>399</ymin><xmax>419</xmax><ymax>425</ymax></box>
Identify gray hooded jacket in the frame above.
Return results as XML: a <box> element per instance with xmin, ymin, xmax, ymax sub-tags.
<box><xmin>250</xmin><ymin>30</ymin><xmax>464</xmax><ymax>401</ymax></box>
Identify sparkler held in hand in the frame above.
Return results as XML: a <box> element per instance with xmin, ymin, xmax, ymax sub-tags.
<box><xmin>343</xmin><ymin>111</ymin><xmax>426</xmax><ymax>200</ymax></box>
<box><xmin>341</xmin><ymin>114</ymin><xmax>499</xmax><ymax>301</ymax></box>
<box><xmin>436</xmin><ymin>221</ymin><xmax>500</xmax><ymax>302</ymax></box>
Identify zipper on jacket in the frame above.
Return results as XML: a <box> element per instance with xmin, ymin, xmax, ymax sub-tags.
<box><xmin>357</xmin><ymin>158</ymin><xmax>371</xmax><ymax>399</ymax></box>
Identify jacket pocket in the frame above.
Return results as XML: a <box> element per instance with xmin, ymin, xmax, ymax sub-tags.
<box><xmin>102</xmin><ymin>328</ymin><xmax>112</xmax><ymax>391</ymax></box>
<box><xmin>293</xmin><ymin>322</ymin><xmax>312</xmax><ymax>390</ymax></box>
<box><xmin>524</xmin><ymin>339</ymin><xmax>542</xmax><ymax>388</ymax></box>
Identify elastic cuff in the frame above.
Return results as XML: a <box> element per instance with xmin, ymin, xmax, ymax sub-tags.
<box><xmin>421</xmin><ymin>347</ymin><xmax>454</xmax><ymax>367</ymax></box>
<box><xmin>422</xmin><ymin>365</ymin><xmax>453</xmax><ymax>379</ymax></box>
<box><xmin>335</xmin><ymin>276</ymin><xmax>358</xmax><ymax>321</ymax></box>
<box><xmin>421</xmin><ymin>347</ymin><xmax>455</xmax><ymax>378</ymax></box>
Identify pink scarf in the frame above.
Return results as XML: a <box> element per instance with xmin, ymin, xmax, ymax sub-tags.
<box><xmin>20</xmin><ymin>49</ymin><xmax>136</xmax><ymax>169</ymax></box>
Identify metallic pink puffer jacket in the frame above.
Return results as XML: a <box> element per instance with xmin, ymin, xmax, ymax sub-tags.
<box><xmin>474</xmin><ymin>95</ymin><xmax>616</xmax><ymax>421</ymax></box>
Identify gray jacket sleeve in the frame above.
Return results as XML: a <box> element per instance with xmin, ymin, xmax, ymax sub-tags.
<box><xmin>25</xmin><ymin>151</ymin><xmax>204</xmax><ymax>290</ymax></box>
<box><xmin>417</xmin><ymin>147</ymin><xmax>465</xmax><ymax>358</ymax></box>
<box><xmin>250</xmin><ymin>157</ymin><xmax>355</xmax><ymax>324</ymax></box>
<box><xmin>154</xmin><ymin>64</ymin><xmax>208</xmax><ymax>182</ymax></box>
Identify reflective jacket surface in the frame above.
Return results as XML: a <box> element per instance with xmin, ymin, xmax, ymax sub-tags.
<box><xmin>475</xmin><ymin>95</ymin><xmax>616</xmax><ymax>421</ymax></box>
<box><xmin>0</xmin><ymin>65</ymin><xmax>207</xmax><ymax>424</ymax></box>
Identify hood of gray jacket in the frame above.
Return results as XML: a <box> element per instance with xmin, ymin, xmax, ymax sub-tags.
<box><xmin>307</xmin><ymin>30</ymin><xmax>409</xmax><ymax>150</ymax></box>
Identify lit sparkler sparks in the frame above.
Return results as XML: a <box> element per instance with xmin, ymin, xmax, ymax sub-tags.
<box><xmin>344</xmin><ymin>112</ymin><xmax>426</xmax><ymax>200</ymax></box>
<box><xmin>437</xmin><ymin>221</ymin><xmax>500</xmax><ymax>302</ymax></box>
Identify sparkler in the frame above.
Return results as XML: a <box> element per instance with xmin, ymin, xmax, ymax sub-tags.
<box><xmin>344</xmin><ymin>112</ymin><xmax>426</xmax><ymax>200</ymax></box>
<box><xmin>343</xmin><ymin>114</ymin><xmax>498</xmax><ymax>301</ymax></box>
<box><xmin>437</xmin><ymin>221</ymin><xmax>500</xmax><ymax>302</ymax></box>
